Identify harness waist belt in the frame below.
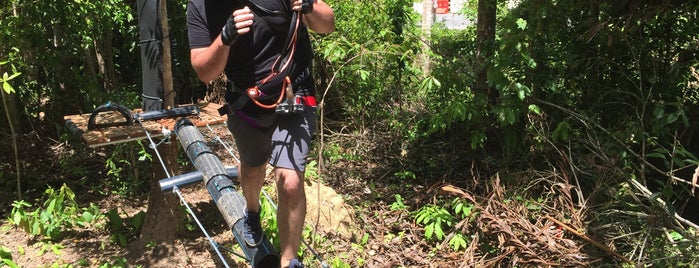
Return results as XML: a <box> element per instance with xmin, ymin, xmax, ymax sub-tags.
<box><xmin>217</xmin><ymin>95</ymin><xmax>317</xmax><ymax>117</ymax></box>
<box><xmin>299</xmin><ymin>96</ymin><xmax>317</xmax><ymax>107</ymax></box>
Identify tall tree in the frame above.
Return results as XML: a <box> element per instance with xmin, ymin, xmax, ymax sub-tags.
<box><xmin>135</xmin><ymin>0</ymin><xmax>182</xmax><ymax>253</ymax></box>
<box><xmin>474</xmin><ymin>0</ymin><xmax>497</xmax><ymax>104</ymax></box>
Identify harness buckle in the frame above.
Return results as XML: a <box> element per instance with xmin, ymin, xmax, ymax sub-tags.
<box><xmin>274</xmin><ymin>81</ymin><xmax>304</xmax><ymax>114</ymax></box>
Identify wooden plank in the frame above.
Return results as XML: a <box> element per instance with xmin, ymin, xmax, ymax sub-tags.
<box><xmin>65</xmin><ymin>102</ymin><xmax>228</xmax><ymax>148</ymax></box>
<box><xmin>142</xmin><ymin>121</ymin><xmax>164</xmax><ymax>134</ymax></box>
<box><xmin>83</xmin><ymin>131</ymin><xmax>108</xmax><ymax>147</ymax></box>
<box><xmin>202</xmin><ymin>103</ymin><xmax>223</xmax><ymax>115</ymax></box>
<box><xmin>158</xmin><ymin>118</ymin><xmax>177</xmax><ymax>131</ymax></box>
<box><xmin>102</xmin><ymin>126</ymin><xmax>130</xmax><ymax>141</ymax></box>
<box><xmin>122</xmin><ymin>125</ymin><xmax>148</xmax><ymax>139</ymax></box>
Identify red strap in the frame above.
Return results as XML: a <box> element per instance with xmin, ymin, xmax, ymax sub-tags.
<box><xmin>300</xmin><ymin>96</ymin><xmax>317</xmax><ymax>107</ymax></box>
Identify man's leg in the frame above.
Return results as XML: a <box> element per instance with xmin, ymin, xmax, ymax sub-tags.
<box><xmin>239</xmin><ymin>162</ymin><xmax>266</xmax><ymax>213</ymax></box>
<box><xmin>269</xmin><ymin>105</ymin><xmax>316</xmax><ymax>267</ymax></box>
<box><xmin>228</xmin><ymin>113</ymin><xmax>274</xmax><ymax>247</ymax></box>
<box><xmin>275</xmin><ymin>167</ymin><xmax>306</xmax><ymax>267</ymax></box>
<box><xmin>238</xmin><ymin>162</ymin><xmax>267</xmax><ymax>247</ymax></box>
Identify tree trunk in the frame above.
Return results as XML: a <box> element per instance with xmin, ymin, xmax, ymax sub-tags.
<box><xmin>528</xmin><ymin>0</ymin><xmax>545</xmax><ymax>100</ymax></box>
<box><xmin>161</xmin><ymin>1</ymin><xmax>174</xmax><ymax>108</ymax></box>
<box><xmin>104</xmin><ymin>29</ymin><xmax>117</xmax><ymax>92</ymax></box>
<box><xmin>137</xmin><ymin>0</ymin><xmax>181</xmax><ymax>250</ymax></box>
<box><xmin>92</xmin><ymin>26</ymin><xmax>117</xmax><ymax>93</ymax></box>
<box><xmin>474</xmin><ymin>0</ymin><xmax>497</xmax><ymax>104</ymax></box>
<box><xmin>85</xmin><ymin>44</ymin><xmax>102</xmax><ymax>94</ymax></box>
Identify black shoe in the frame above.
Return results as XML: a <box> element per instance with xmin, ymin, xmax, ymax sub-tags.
<box><xmin>243</xmin><ymin>210</ymin><xmax>264</xmax><ymax>247</ymax></box>
<box><xmin>288</xmin><ymin>259</ymin><xmax>304</xmax><ymax>268</ymax></box>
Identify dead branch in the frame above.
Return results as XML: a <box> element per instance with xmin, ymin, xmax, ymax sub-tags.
<box><xmin>545</xmin><ymin>215</ymin><xmax>633</xmax><ymax>264</ymax></box>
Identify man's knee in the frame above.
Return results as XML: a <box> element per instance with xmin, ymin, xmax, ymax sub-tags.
<box><xmin>276</xmin><ymin>170</ymin><xmax>305</xmax><ymax>199</ymax></box>
<box><xmin>241</xmin><ymin>163</ymin><xmax>266</xmax><ymax>176</ymax></box>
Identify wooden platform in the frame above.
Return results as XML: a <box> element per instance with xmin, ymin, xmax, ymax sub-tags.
<box><xmin>64</xmin><ymin>103</ymin><xmax>227</xmax><ymax>148</ymax></box>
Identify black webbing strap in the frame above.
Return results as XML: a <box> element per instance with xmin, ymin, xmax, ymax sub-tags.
<box><xmin>87</xmin><ymin>102</ymin><xmax>134</xmax><ymax>130</ymax></box>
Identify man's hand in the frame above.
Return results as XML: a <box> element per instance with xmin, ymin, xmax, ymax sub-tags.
<box><xmin>291</xmin><ymin>0</ymin><xmax>313</xmax><ymax>14</ymax></box>
<box><xmin>221</xmin><ymin>6</ymin><xmax>254</xmax><ymax>46</ymax></box>
<box><xmin>293</xmin><ymin>0</ymin><xmax>334</xmax><ymax>34</ymax></box>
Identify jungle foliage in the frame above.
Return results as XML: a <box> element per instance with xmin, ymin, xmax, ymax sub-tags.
<box><xmin>1</xmin><ymin>0</ymin><xmax>698</xmax><ymax>266</ymax></box>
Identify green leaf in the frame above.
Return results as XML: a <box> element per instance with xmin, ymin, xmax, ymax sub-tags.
<box><xmin>425</xmin><ymin>223</ymin><xmax>434</xmax><ymax>240</ymax></box>
<box><xmin>653</xmin><ymin>105</ymin><xmax>664</xmax><ymax>119</ymax></box>
<box><xmin>32</xmin><ymin>222</ymin><xmax>41</xmax><ymax>236</ymax></box>
<box><xmin>63</xmin><ymin>184</ymin><xmax>75</xmax><ymax>200</ymax></box>
<box><xmin>0</xmin><ymin>246</ymin><xmax>12</xmax><ymax>259</ymax></box>
<box><xmin>131</xmin><ymin>211</ymin><xmax>146</xmax><ymax>229</ymax></box>
<box><xmin>434</xmin><ymin>224</ymin><xmax>444</xmax><ymax>240</ymax></box>
<box><xmin>82</xmin><ymin>211</ymin><xmax>95</xmax><ymax>223</ymax></box>
<box><xmin>5</xmin><ymin>72</ymin><xmax>21</xmax><ymax>81</ymax></box>
<box><xmin>505</xmin><ymin>109</ymin><xmax>516</xmax><ymax>125</ymax></box>
<box><xmin>50</xmin><ymin>244</ymin><xmax>64</xmax><ymax>255</ymax></box>
<box><xmin>646</xmin><ymin>152</ymin><xmax>666</xmax><ymax>159</ymax></box>
<box><xmin>552</xmin><ymin>121</ymin><xmax>571</xmax><ymax>141</ymax></box>
<box><xmin>666</xmin><ymin>113</ymin><xmax>678</xmax><ymax>124</ymax></box>
<box><xmin>1</xmin><ymin>259</ymin><xmax>20</xmax><ymax>268</ymax></box>
<box><xmin>528</xmin><ymin>104</ymin><xmax>541</xmax><ymax>115</ymax></box>
<box><xmin>3</xmin><ymin>81</ymin><xmax>14</xmax><ymax>94</ymax></box>
<box><xmin>449</xmin><ymin>233</ymin><xmax>468</xmax><ymax>251</ymax></box>
<box><xmin>46</xmin><ymin>199</ymin><xmax>57</xmax><ymax>213</ymax></box>
<box><xmin>454</xmin><ymin>203</ymin><xmax>463</xmax><ymax>214</ymax></box>
<box><xmin>118</xmin><ymin>234</ymin><xmax>128</xmax><ymax>247</ymax></box>
<box><xmin>462</xmin><ymin>206</ymin><xmax>472</xmax><ymax>217</ymax></box>
<box><xmin>513</xmin><ymin>82</ymin><xmax>532</xmax><ymax>100</ymax></box>
<box><xmin>415</xmin><ymin>212</ymin><xmax>427</xmax><ymax>224</ymax></box>
<box><xmin>516</xmin><ymin>18</ymin><xmax>527</xmax><ymax>30</ymax></box>
<box><xmin>358</xmin><ymin>70</ymin><xmax>369</xmax><ymax>81</ymax></box>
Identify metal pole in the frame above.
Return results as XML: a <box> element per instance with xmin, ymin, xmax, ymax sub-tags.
<box><xmin>175</xmin><ymin>118</ymin><xmax>280</xmax><ymax>267</ymax></box>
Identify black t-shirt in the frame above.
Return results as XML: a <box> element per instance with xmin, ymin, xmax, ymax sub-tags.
<box><xmin>187</xmin><ymin>0</ymin><xmax>315</xmax><ymax>108</ymax></box>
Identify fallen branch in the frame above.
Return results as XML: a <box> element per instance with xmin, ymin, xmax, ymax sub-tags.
<box><xmin>545</xmin><ymin>215</ymin><xmax>633</xmax><ymax>264</ymax></box>
<box><xmin>628</xmin><ymin>178</ymin><xmax>699</xmax><ymax>231</ymax></box>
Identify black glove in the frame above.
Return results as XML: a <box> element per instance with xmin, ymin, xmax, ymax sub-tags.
<box><xmin>221</xmin><ymin>16</ymin><xmax>239</xmax><ymax>46</ymax></box>
<box><xmin>300</xmin><ymin>0</ymin><xmax>313</xmax><ymax>14</ymax></box>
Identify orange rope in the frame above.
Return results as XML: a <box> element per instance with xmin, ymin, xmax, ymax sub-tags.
<box><xmin>247</xmin><ymin>76</ymin><xmax>291</xmax><ymax>109</ymax></box>
<box><xmin>245</xmin><ymin>11</ymin><xmax>302</xmax><ymax>110</ymax></box>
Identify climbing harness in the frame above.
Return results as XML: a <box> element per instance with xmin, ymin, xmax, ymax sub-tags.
<box><xmin>236</xmin><ymin>5</ymin><xmax>308</xmax><ymax>114</ymax></box>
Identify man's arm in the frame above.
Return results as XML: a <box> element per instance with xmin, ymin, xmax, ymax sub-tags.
<box><xmin>190</xmin><ymin>7</ymin><xmax>254</xmax><ymax>83</ymax></box>
<box><xmin>293</xmin><ymin>0</ymin><xmax>335</xmax><ymax>34</ymax></box>
<box><xmin>190</xmin><ymin>37</ymin><xmax>229</xmax><ymax>83</ymax></box>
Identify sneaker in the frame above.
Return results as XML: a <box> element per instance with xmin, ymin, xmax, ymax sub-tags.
<box><xmin>288</xmin><ymin>259</ymin><xmax>304</xmax><ymax>268</ymax></box>
<box><xmin>242</xmin><ymin>210</ymin><xmax>264</xmax><ymax>247</ymax></box>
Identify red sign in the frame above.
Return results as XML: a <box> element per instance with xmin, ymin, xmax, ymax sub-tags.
<box><xmin>436</xmin><ymin>0</ymin><xmax>449</xmax><ymax>14</ymax></box>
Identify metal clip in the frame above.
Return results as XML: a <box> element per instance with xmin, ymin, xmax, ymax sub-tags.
<box><xmin>149</xmin><ymin>127</ymin><xmax>173</xmax><ymax>149</ymax></box>
<box><xmin>275</xmin><ymin>79</ymin><xmax>304</xmax><ymax>114</ymax></box>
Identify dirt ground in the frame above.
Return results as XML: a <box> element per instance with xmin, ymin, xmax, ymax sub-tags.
<box><xmin>1</xmin><ymin>182</ymin><xmax>354</xmax><ymax>268</ymax></box>
<box><xmin>0</xmin><ymin>123</ymin><xmax>364</xmax><ymax>268</ymax></box>
<box><xmin>0</xmin><ymin>117</ymin><xmax>619</xmax><ymax>268</ymax></box>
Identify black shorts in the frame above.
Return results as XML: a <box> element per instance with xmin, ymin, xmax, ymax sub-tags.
<box><xmin>227</xmin><ymin>106</ymin><xmax>317</xmax><ymax>171</ymax></box>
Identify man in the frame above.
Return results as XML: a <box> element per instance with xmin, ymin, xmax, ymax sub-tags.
<box><xmin>186</xmin><ymin>0</ymin><xmax>334</xmax><ymax>267</ymax></box>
